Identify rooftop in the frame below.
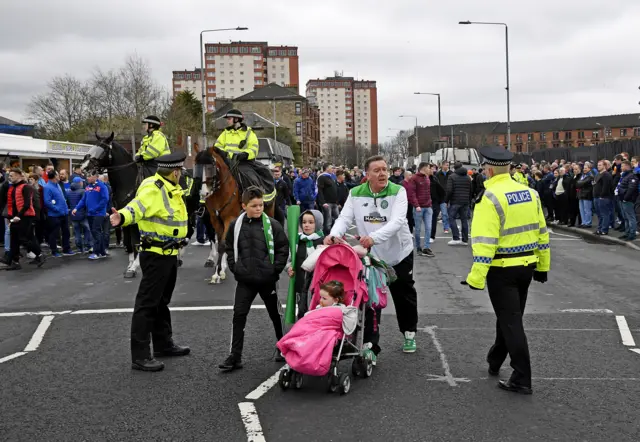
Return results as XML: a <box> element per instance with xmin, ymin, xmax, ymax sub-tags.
<box><xmin>233</xmin><ymin>83</ymin><xmax>304</xmax><ymax>102</ymax></box>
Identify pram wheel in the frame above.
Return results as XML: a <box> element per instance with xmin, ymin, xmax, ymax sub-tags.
<box><xmin>327</xmin><ymin>375</ymin><xmax>339</xmax><ymax>393</ymax></box>
<box><xmin>363</xmin><ymin>359</ymin><xmax>373</xmax><ymax>378</ymax></box>
<box><xmin>338</xmin><ymin>373</ymin><xmax>351</xmax><ymax>395</ymax></box>
<box><xmin>292</xmin><ymin>371</ymin><xmax>303</xmax><ymax>389</ymax></box>
<box><xmin>279</xmin><ymin>369</ymin><xmax>292</xmax><ymax>390</ymax></box>
<box><xmin>352</xmin><ymin>358</ymin><xmax>363</xmax><ymax>377</ymax></box>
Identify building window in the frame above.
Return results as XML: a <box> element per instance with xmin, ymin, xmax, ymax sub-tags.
<box><xmin>206</xmin><ymin>55</ymin><xmax>215</xmax><ymax>60</ymax></box>
<box><xmin>516</xmin><ymin>145</ymin><xmax>523</xmax><ymax>153</ymax></box>
<box><xmin>563</xmin><ymin>131</ymin><xmax>571</xmax><ymax>140</ymax></box>
<box><xmin>207</xmin><ymin>80</ymin><xmax>215</xmax><ymax>85</ymax></box>
<box><xmin>240</xmin><ymin>88</ymin><xmax>245</xmax><ymax>92</ymax></box>
<box><xmin>516</xmin><ymin>134</ymin><xmax>523</xmax><ymax>142</ymax></box>
<box><xmin>251</xmin><ymin>47</ymin><xmax>261</xmax><ymax>54</ymax></box>
<box><xmin>206</xmin><ymin>64</ymin><xmax>214</xmax><ymax>69</ymax></box>
<box><xmin>552</xmin><ymin>142</ymin><xmax>560</xmax><ymax>148</ymax></box>
<box><xmin>288</xmin><ymin>49</ymin><xmax>296</xmax><ymax>56</ymax></box>
<box><xmin>255</xmin><ymin>79</ymin><xmax>262</xmax><ymax>85</ymax></box>
<box><xmin>220</xmin><ymin>80</ymin><xmax>225</xmax><ymax>84</ymax></box>
<box><xmin>207</xmin><ymin>88</ymin><xmax>215</xmax><ymax>93</ymax></box>
<box><xmin>578</xmin><ymin>131</ymin><xmax>585</xmax><ymax>139</ymax></box>
<box><xmin>280</xmin><ymin>73</ymin><xmax>285</xmax><ymax>78</ymax></box>
<box><xmin>268</xmin><ymin>49</ymin><xmax>277</xmax><ymax>56</ymax></box>
<box><xmin>240</xmin><ymin>79</ymin><xmax>244</xmax><ymax>84</ymax></box>
<box><xmin>578</xmin><ymin>142</ymin><xmax>585</xmax><ymax>147</ymax></box>
<box><xmin>605</xmin><ymin>128</ymin><xmax>612</xmax><ymax>137</ymax></box>
<box><xmin>230</xmin><ymin>47</ymin><xmax>239</xmax><ymax>53</ymax></box>
<box><xmin>207</xmin><ymin>47</ymin><xmax>218</xmax><ymax>53</ymax></box>
<box><xmin>220</xmin><ymin>47</ymin><xmax>228</xmax><ymax>53</ymax></box>
<box><xmin>240</xmin><ymin>47</ymin><xmax>248</xmax><ymax>53</ymax></box>
<box><xmin>621</xmin><ymin>128</ymin><xmax>628</xmax><ymax>137</ymax></box>
<box><xmin>565</xmin><ymin>141</ymin><xmax>573</xmax><ymax>147</ymax></box>
<box><xmin>278</xmin><ymin>50</ymin><xmax>286</xmax><ymax>56</ymax></box>
<box><xmin>207</xmin><ymin>97</ymin><xmax>214</xmax><ymax>102</ymax></box>
<box><xmin>296</xmin><ymin>122</ymin><xmax>302</xmax><ymax>135</ymax></box>
<box><xmin>592</xmin><ymin>131</ymin><xmax>599</xmax><ymax>140</ymax></box>
<box><xmin>527</xmin><ymin>133</ymin><xmax>534</xmax><ymax>141</ymax></box>
<box><xmin>295</xmin><ymin>102</ymin><xmax>301</xmax><ymax>115</ymax></box>
<box><xmin>540</xmin><ymin>132</ymin><xmax>546</xmax><ymax>141</ymax></box>
<box><xmin>207</xmin><ymin>72</ymin><xmax>214</xmax><ymax>77</ymax></box>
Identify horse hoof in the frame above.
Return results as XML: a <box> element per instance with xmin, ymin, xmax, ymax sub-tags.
<box><xmin>124</xmin><ymin>270</ymin><xmax>137</xmax><ymax>279</ymax></box>
<box><xmin>220</xmin><ymin>272</ymin><xmax>226</xmax><ymax>280</ymax></box>
<box><xmin>209</xmin><ymin>276</ymin><xmax>221</xmax><ymax>285</ymax></box>
<box><xmin>204</xmin><ymin>260</ymin><xmax>214</xmax><ymax>268</ymax></box>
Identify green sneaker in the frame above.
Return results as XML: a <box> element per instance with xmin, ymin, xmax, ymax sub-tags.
<box><xmin>403</xmin><ymin>331</ymin><xmax>417</xmax><ymax>353</ymax></box>
<box><xmin>363</xmin><ymin>346</ymin><xmax>377</xmax><ymax>366</ymax></box>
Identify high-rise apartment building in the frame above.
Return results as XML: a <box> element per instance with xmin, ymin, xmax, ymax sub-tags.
<box><xmin>305</xmin><ymin>76</ymin><xmax>378</xmax><ymax>148</ymax></box>
<box><xmin>171</xmin><ymin>68</ymin><xmax>203</xmax><ymax>99</ymax></box>
<box><xmin>172</xmin><ymin>41</ymin><xmax>299</xmax><ymax>112</ymax></box>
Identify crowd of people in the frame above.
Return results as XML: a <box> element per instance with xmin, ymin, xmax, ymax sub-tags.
<box><xmin>0</xmin><ymin>162</ymin><xmax>120</xmax><ymax>270</ymax></box>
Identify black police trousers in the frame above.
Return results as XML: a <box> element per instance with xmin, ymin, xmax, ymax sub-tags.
<box><xmin>230</xmin><ymin>281</ymin><xmax>284</xmax><ymax>357</ymax></box>
<box><xmin>486</xmin><ymin>264</ymin><xmax>535</xmax><ymax>388</ymax></box>
<box><xmin>131</xmin><ymin>251</ymin><xmax>178</xmax><ymax>360</ymax></box>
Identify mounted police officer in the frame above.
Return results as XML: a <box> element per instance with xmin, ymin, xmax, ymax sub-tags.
<box><xmin>462</xmin><ymin>146</ymin><xmax>550</xmax><ymax>395</ymax></box>
<box><xmin>136</xmin><ymin>115</ymin><xmax>171</xmax><ymax>181</ymax></box>
<box><xmin>214</xmin><ymin>109</ymin><xmax>275</xmax><ymax>203</ymax></box>
<box><xmin>110</xmin><ymin>151</ymin><xmax>190</xmax><ymax>372</ymax></box>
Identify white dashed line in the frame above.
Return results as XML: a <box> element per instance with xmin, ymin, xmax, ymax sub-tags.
<box><xmin>245</xmin><ymin>365</ymin><xmax>288</xmax><ymax>400</ymax></box>
<box><xmin>559</xmin><ymin>309</ymin><xmax>613</xmax><ymax>313</ymax></box>
<box><xmin>238</xmin><ymin>402</ymin><xmax>266</xmax><ymax>442</ymax></box>
<box><xmin>24</xmin><ymin>315</ymin><xmax>54</xmax><ymax>352</ymax></box>
<box><xmin>0</xmin><ymin>352</ymin><xmax>27</xmax><ymax>364</ymax></box>
<box><xmin>615</xmin><ymin>316</ymin><xmax>636</xmax><ymax>346</ymax></box>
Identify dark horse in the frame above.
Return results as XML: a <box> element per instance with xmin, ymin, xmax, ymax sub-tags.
<box><xmin>81</xmin><ymin>132</ymin><xmax>141</xmax><ymax>278</ymax></box>
<box><xmin>198</xmin><ymin>147</ymin><xmax>274</xmax><ymax>284</ymax></box>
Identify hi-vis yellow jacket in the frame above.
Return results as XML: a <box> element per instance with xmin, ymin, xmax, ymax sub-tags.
<box><xmin>513</xmin><ymin>171</ymin><xmax>529</xmax><ymax>187</ymax></box>
<box><xmin>215</xmin><ymin>126</ymin><xmax>259</xmax><ymax>160</ymax></box>
<box><xmin>137</xmin><ymin>130</ymin><xmax>171</xmax><ymax>161</ymax></box>
<box><xmin>466</xmin><ymin>173</ymin><xmax>550</xmax><ymax>289</ymax></box>
<box><xmin>118</xmin><ymin>174</ymin><xmax>188</xmax><ymax>256</ymax></box>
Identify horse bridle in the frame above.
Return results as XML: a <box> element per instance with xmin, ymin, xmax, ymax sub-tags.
<box><xmin>93</xmin><ymin>139</ymin><xmax>136</xmax><ymax>202</ymax></box>
<box><xmin>207</xmin><ymin>155</ymin><xmax>238</xmax><ymax>220</ymax></box>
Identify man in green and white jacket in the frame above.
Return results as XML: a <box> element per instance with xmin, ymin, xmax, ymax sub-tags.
<box><xmin>325</xmin><ymin>155</ymin><xmax>418</xmax><ymax>359</ymax></box>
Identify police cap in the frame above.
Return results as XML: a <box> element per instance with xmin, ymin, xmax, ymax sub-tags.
<box><xmin>479</xmin><ymin>146</ymin><xmax>514</xmax><ymax>166</ymax></box>
<box><xmin>156</xmin><ymin>151</ymin><xmax>187</xmax><ymax>169</ymax></box>
<box><xmin>224</xmin><ymin>109</ymin><xmax>244</xmax><ymax>119</ymax></box>
<box><xmin>142</xmin><ymin>115</ymin><xmax>161</xmax><ymax>125</ymax></box>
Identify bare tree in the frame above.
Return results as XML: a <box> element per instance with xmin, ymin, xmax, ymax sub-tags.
<box><xmin>119</xmin><ymin>53</ymin><xmax>164</xmax><ymax>123</ymax></box>
<box><xmin>90</xmin><ymin>68</ymin><xmax>124</xmax><ymax>126</ymax></box>
<box><xmin>322</xmin><ymin>137</ymin><xmax>352</xmax><ymax>165</ymax></box>
<box><xmin>28</xmin><ymin>75</ymin><xmax>89</xmax><ymax>138</ymax></box>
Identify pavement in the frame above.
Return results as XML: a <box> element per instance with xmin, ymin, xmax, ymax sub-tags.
<box><xmin>549</xmin><ymin>217</ymin><xmax>640</xmax><ymax>252</ymax></box>
<box><xmin>1</xmin><ymin>226</ymin><xmax>640</xmax><ymax>442</ymax></box>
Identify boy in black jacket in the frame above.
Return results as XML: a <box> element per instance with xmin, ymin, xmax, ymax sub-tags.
<box><xmin>220</xmin><ymin>186</ymin><xmax>289</xmax><ymax>372</ymax></box>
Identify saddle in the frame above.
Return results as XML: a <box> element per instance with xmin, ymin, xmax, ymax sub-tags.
<box><xmin>136</xmin><ymin>161</ymin><xmax>158</xmax><ymax>187</ymax></box>
<box><xmin>232</xmin><ymin>159</ymin><xmax>276</xmax><ymax>203</ymax></box>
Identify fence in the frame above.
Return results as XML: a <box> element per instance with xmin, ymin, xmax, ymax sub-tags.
<box><xmin>512</xmin><ymin>139</ymin><xmax>640</xmax><ymax>165</ymax></box>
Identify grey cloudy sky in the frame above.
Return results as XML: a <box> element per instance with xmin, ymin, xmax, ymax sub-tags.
<box><xmin>2</xmin><ymin>0</ymin><xmax>639</xmax><ymax>138</ymax></box>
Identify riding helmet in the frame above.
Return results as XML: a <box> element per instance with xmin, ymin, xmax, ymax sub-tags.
<box><xmin>142</xmin><ymin>115</ymin><xmax>162</xmax><ymax>126</ymax></box>
<box><xmin>223</xmin><ymin>109</ymin><xmax>244</xmax><ymax>120</ymax></box>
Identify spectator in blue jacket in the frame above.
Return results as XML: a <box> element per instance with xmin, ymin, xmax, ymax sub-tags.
<box><xmin>293</xmin><ymin>169</ymin><xmax>317</xmax><ymax>211</ymax></box>
<box><xmin>43</xmin><ymin>170</ymin><xmax>74</xmax><ymax>256</ymax></box>
<box><xmin>68</xmin><ymin>177</ymin><xmax>92</xmax><ymax>253</ymax></box>
<box><xmin>73</xmin><ymin>173</ymin><xmax>109</xmax><ymax>259</ymax></box>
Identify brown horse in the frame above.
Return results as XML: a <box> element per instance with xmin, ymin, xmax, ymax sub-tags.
<box><xmin>202</xmin><ymin>147</ymin><xmax>274</xmax><ymax>284</ymax></box>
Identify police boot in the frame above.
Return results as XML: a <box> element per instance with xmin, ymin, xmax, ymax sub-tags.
<box><xmin>218</xmin><ymin>354</ymin><xmax>243</xmax><ymax>372</ymax></box>
<box><xmin>154</xmin><ymin>344</ymin><xmax>191</xmax><ymax>358</ymax></box>
<box><xmin>132</xmin><ymin>358</ymin><xmax>165</xmax><ymax>372</ymax></box>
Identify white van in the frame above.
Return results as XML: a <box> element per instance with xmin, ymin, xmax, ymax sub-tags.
<box><xmin>430</xmin><ymin>148</ymin><xmax>481</xmax><ymax>168</ymax></box>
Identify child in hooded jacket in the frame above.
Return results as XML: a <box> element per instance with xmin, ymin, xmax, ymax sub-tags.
<box><xmin>286</xmin><ymin>209</ymin><xmax>324</xmax><ymax>319</ymax></box>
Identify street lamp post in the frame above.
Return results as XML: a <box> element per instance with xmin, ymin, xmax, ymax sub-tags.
<box><xmin>459</xmin><ymin>130</ymin><xmax>469</xmax><ymax>147</ymax></box>
<box><xmin>399</xmin><ymin>115</ymin><xmax>419</xmax><ymax>155</ymax></box>
<box><xmin>414</xmin><ymin>92</ymin><xmax>441</xmax><ymax>140</ymax></box>
<box><xmin>459</xmin><ymin>20</ymin><xmax>510</xmax><ymax>150</ymax></box>
<box><xmin>200</xmin><ymin>27</ymin><xmax>248</xmax><ymax>150</ymax></box>
<box><xmin>595</xmin><ymin>122</ymin><xmax>607</xmax><ymax>143</ymax></box>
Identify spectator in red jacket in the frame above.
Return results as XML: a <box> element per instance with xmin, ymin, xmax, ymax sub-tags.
<box><xmin>406</xmin><ymin>162</ymin><xmax>434</xmax><ymax>257</ymax></box>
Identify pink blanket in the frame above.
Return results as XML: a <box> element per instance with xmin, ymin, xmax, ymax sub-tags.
<box><xmin>276</xmin><ymin>307</ymin><xmax>343</xmax><ymax>376</ymax></box>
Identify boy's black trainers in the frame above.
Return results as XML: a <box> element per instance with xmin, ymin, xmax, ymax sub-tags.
<box><xmin>219</xmin><ymin>354</ymin><xmax>243</xmax><ymax>372</ymax></box>
<box><xmin>422</xmin><ymin>248</ymin><xmax>435</xmax><ymax>258</ymax></box>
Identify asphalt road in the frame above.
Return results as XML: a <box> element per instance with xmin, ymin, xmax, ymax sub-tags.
<box><xmin>1</xmin><ymin>226</ymin><xmax>639</xmax><ymax>442</ymax></box>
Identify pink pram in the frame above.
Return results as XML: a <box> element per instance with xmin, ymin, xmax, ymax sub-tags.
<box><xmin>277</xmin><ymin>244</ymin><xmax>372</xmax><ymax>395</ymax></box>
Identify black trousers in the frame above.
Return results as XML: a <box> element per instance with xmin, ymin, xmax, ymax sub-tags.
<box><xmin>554</xmin><ymin>193</ymin><xmax>568</xmax><ymax>224</ymax></box>
<box><xmin>363</xmin><ymin>252</ymin><xmax>418</xmax><ymax>354</ymax></box>
<box><xmin>131</xmin><ymin>252</ymin><xmax>178</xmax><ymax>360</ymax></box>
<box><xmin>231</xmin><ymin>281</ymin><xmax>283</xmax><ymax>357</ymax></box>
<box><xmin>9</xmin><ymin>218</ymin><xmax>41</xmax><ymax>263</ymax></box>
<box><xmin>486</xmin><ymin>264</ymin><xmax>535</xmax><ymax>388</ymax></box>
<box><xmin>431</xmin><ymin>203</ymin><xmax>441</xmax><ymax>239</ymax></box>
<box><xmin>567</xmin><ymin>197</ymin><xmax>580</xmax><ymax>226</ymax></box>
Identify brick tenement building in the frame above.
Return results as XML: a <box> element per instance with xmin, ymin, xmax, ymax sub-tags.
<box><xmin>216</xmin><ymin>83</ymin><xmax>321</xmax><ymax>163</ymax></box>
<box><xmin>410</xmin><ymin>113</ymin><xmax>640</xmax><ymax>154</ymax></box>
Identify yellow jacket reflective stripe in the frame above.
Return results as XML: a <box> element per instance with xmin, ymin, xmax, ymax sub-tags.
<box><xmin>138</xmin><ymin>130</ymin><xmax>171</xmax><ymax>161</ymax></box>
<box><xmin>466</xmin><ymin>174</ymin><xmax>550</xmax><ymax>289</ymax></box>
<box><xmin>118</xmin><ymin>174</ymin><xmax>188</xmax><ymax>256</ymax></box>
<box><xmin>512</xmin><ymin>172</ymin><xmax>528</xmax><ymax>186</ymax></box>
<box><xmin>214</xmin><ymin>126</ymin><xmax>260</xmax><ymax>160</ymax></box>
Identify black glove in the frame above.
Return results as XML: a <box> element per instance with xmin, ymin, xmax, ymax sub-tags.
<box><xmin>461</xmin><ymin>280</ymin><xmax>482</xmax><ymax>291</ymax></box>
<box><xmin>135</xmin><ymin>155</ymin><xmax>144</xmax><ymax>163</ymax></box>
<box><xmin>533</xmin><ymin>271</ymin><xmax>547</xmax><ymax>283</ymax></box>
<box><xmin>235</xmin><ymin>152</ymin><xmax>249</xmax><ymax>161</ymax></box>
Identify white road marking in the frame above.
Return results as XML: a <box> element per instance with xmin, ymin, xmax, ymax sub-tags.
<box><xmin>547</xmin><ymin>229</ymin><xmax>580</xmax><ymax>238</ymax></box>
<box><xmin>426</xmin><ymin>374</ymin><xmax>470</xmax><ymax>383</ymax></box>
<box><xmin>24</xmin><ymin>315</ymin><xmax>54</xmax><ymax>352</ymax></box>
<box><xmin>630</xmin><ymin>348</ymin><xmax>640</xmax><ymax>356</ymax></box>
<box><xmin>559</xmin><ymin>309</ymin><xmax>613</xmax><ymax>313</ymax></box>
<box><xmin>0</xmin><ymin>310</ymin><xmax>71</xmax><ymax>318</ymax></box>
<box><xmin>0</xmin><ymin>305</ymin><xmax>290</xmax><ymax>317</ymax></box>
<box><xmin>436</xmin><ymin>327</ymin><xmax>627</xmax><ymax>331</ymax></box>
<box><xmin>480</xmin><ymin>376</ymin><xmax>640</xmax><ymax>381</ymax></box>
<box><xmin>422</xmin><ymin>326</ymin><xmax>457</xmax><ymax>387</ymax></box>
<box><xmin>245</xmin><ymin>365</ymin><xmax>288</xmax><ymax>400</ymax></box>
<box><xmin>0</xmin><ymin>352</ymin><xmax>27</xmax><ymax>364</ymax></box>
<box><xmin>615</xmin><ymin>315</ymin><xmax>636</xmax><ymax>346</ymax></box>
<box><xmin>238</xmin><ymin>402</ymin><xmax>266</xmax><ymax>442</ymax></box>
